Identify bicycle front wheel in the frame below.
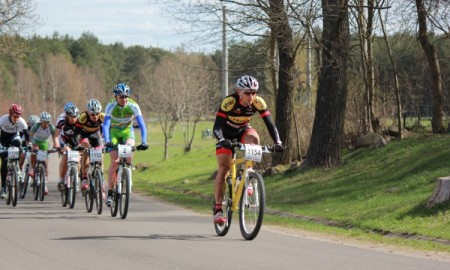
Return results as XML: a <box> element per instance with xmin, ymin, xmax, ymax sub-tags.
<box><xmin>37</xmin><ymin>165</ymin><xmax>46</xmax><ymax>201</ymax></box>
<box><xmin>20</xmin><ymin>164</ymin><xmax>30</xmax><ymax>199</ymax></box>
<box><xmin>10</xmin><ymin>168</ymin><xmax>18</xmax><ymax>207</ymax></box>
<box><xmin>214</xmin><ymin>176</ymin><xmax>233</xmax><ymax>236</ymax></box>
<box><xmin>119</xmin><ymin>167</ymin><xmax>131</xmax><ymax>219</ymax></box>
<box><xmin>68</xmin><ymin>166</ymin><xmax>78</xmax><ymax>209</ymax></box>
<box><xmin>239</xmin><ymin>172</ymin><xmax>265</xmax><ymax>240</ymax></box>
<box><xmin>93</xmin><ymin>167</ymin><xmax>103</xmax><ymax>215</ymax></box>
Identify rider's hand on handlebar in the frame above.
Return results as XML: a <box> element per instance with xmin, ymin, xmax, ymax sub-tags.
<box><xmin>105</xmin><ymin>142</ymin><xmax>114</xmax><ymax>149</ymax></box>
<box><xmin>136</xmin><ymin>143</ymin><xmax>148</xmax><ymax>151</ymax></box>
<box><xmin>219</xmin><ymin>139</ymin><xmax>232</xmax><ymax>149</ymax></box>
<box><xmin>273</xmin><ymin>143</ymin><xmax>284</xmax><ymax>153</ymax></box>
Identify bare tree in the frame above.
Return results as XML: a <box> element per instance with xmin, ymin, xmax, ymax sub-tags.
<box><xmin>415</xmin><ymin>0</ymin><xmax>445</xmax><ymax>133</ymax></box>
<box><xmin>0</xmin><ymin>0</ymin><xmax>38</xmax><ymax>57</ymax></box>
<box><xmin>304</xmin><ymin>0</ymin><xmax>350</xmax><ymax>168</ymax></box>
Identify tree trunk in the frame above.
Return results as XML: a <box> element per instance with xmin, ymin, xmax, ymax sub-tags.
<box><xmin>415</xmin><ymin>0</ymin><xmax>445</xmax><ymax>133</ymax></box>
<box><xmin>304</xmin><ymin>0</ymin><xmax>349</xmax><ymax>168</ymax></box>
<box><xmin>269</xmin><ymin>0</ymin><xmax>296</xmax><ymax>166</ymax></box>
<box><xmin>426</xmin><ymin>177</ymin><xmax>450</xmax><ymax>208</ymax></box>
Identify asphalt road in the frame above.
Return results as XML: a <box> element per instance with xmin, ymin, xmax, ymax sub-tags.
<box><xmin>0</xmin><ymin>155</ymin><xmax>449</xmax><ymax>270</ymax></box>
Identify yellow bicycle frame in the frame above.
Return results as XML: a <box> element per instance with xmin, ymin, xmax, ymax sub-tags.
<box><xmin>229</xmin><ymin>156</ymin><xmax>254</xmax><ymax>211</ymax></box>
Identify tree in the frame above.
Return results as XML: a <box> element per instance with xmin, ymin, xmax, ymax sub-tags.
<box><xmin>415</xmin><ymin>0</ymin><xmax>445</xmax><ymax>133</ymax></box>
<box><xmin>304</xmin><ymin>0</ymin><xmax>350</xmax><ymax>168</ymax></box>
<box><xmin>0</xmin><ymin>0</ymin><xmax>37</xmax><ymax>57</ymax></box>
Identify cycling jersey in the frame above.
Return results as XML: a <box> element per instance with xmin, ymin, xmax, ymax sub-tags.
<box><xmin>102</xmin><ymin>98</ymin><xmax>147</xmax><ymax>144</ymax></box>
<box><xmin>0</xmin><ymin>114</ymin><xmax>29</xmax><ymax>144</ymax></box>
<box><xmin>56</xmin><ymin>114</ymin><xmax>78</xmax><ymax>147</ymax></box>
<box><xmin>213</xmin><ymin>92</ymin><xmax>281</xmax><ymax>144</ymax></box>
<box><xmin>75</xmin><ymin>111</ymin><xmax>104</xmax><ymax>148</ymax></box>
<box><xmin>30</xmin><ymin>122</ymin><xmax>56</xmax><ymax>143</ymax></box>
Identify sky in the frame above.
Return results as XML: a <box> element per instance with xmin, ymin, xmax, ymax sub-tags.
<box><xmin>32</xmin><ymin>0</ymin><xmax>191</xmax><ymax>50</ymax></box>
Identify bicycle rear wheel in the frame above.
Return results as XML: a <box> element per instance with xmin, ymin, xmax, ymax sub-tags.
<box><xmin>68</xmin><ymin>166</ymin><xmax>78</xmax><ymax>209</ymax></box>
<box><xmin>214</xmin><ymin>176</ymin><xmax>233</xmax><ymax>236</ymax></box>
<box><xmin>20</xmin><ymin>164</ymin><xmax>30</xmax><ymax>199</ymax></box>
<box><xmin>119</xmin><ymin>167</ymin><xmax>131</xmax><ymax>219</ymax></box>
<box><xmin>93</xmin><ymin>167</ymin><xmax>103</xmax><ymax>215</ymax></box>
<box><xmin>239</xmin><ymin>172</ymin><xmax>265</xmax><ymax>240</ymax></box>
<box><xmin>10</xmin><ymin>168</ymin><xmax>18</xmax><ymax>207</ymax></box>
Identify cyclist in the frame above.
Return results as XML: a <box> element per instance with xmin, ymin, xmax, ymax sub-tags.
<box><xmin>102</xmin><ymin>83</ymin><xmax>148</xmax><ymax>207</ymax></box>
<box><xmin>0</xmin><ymin>104</ymin><xmax>30</xmax><ymax>199</ymax></box>
<box><xmin>74</xmin><ymin>98</ymin><xmax>104</xmax><ymax>194</ymax></box>
<box><xmin>55</xmin><ymin>103</ymin><xmax>80</xmax><ymax>190</ymax></box>
<box><xmin>212</xmin><ymin>75</ymin><xmax>284</xmax><ymax>224</ymax></box>
<box><xmin>19</xmin><ymin>115</ymin><xmax>40</xmax><ymax>173</ymax></box>
<box><xmin>28</xmin><ymin>112</ymin><xmax>60</xmax><ymax>195</ymax></box>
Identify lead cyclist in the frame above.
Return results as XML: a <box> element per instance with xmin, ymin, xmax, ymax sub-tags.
<box><xmin>102</xmin><ymin>83</ymin><xmax>148</xmax><ymax>207</ymax></box>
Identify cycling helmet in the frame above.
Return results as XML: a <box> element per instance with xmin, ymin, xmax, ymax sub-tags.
<box><xmin>64</xmin><ymin>102</ymin><xmax>74</xmax><ymax>112</ymax></box>
<box><xmin>113</xmin><ymin>83</ymin><xmax>131</xmax><ymax>96</ymax></box>
<box><xmin>40</xmin><ymin>112</ymin><xmax>52</xmax><ymax>122</ymax></box>
<box><xmin>64</xmin><ymin>103</ymin><xmax>79</xmax><ymax>117</ymax></box>
<box><xmin>236</xmin><ymin>75</ymin><xmax>259</xmax><ymax>91</ymax></box>
<box><xmin>9</xmin><ymin>104</ymin><xmax>23</xmax><ymax>115</ymax></box>
<box><xmin>86</xmin><ymin>98</ymin><xmax>102</xmax><ymax>113</ymax></box>
<box><xmin>28</xmin><ymin>115</ymin><xmax>40</xmax><ymax>125</ymax></box>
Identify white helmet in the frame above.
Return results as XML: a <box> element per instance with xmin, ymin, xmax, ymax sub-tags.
<box><xmin>40</xmin><ymin>112</ymin><xmax>52</xmax><ymax>122</ymax></box>
<box><xmin>236</xmin><ymin>75</ymin><xmax>259</xmax><ymax>91</ymax></box>
<box><xmin>87</xmin><ymin>99</ymin><xmax>102</xmax><ymax>114</ymax></box>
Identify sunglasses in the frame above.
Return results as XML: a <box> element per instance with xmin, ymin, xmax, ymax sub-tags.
<box><xmin>11</xmin><ymin>114</ymin><xmax>20</xmax><ymax>119</ymax></box>
<box><xmin>243</xmin><ymin>91</ymin><xmax>257</xmax><ymax>96</ymax></box>
<box><xmin>118</xmin><ymin>95</ymin><xmax>129</xmax><ymax>99</ymax></box>
<box><xmin>89</xmin><ymin>113</ymin><xmax>100</xmax><ymax>116</ymax></box>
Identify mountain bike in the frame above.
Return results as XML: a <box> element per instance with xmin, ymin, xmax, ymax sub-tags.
<box><xmin>60</xmin><ymin>146</ymin><xmax>83</xmax><ymax>209</ymax></box>
<box><xmin>214</xmin><ymin>142</ymin><xmax>273</xmax><ymax>240</ymax></box>
<box><xmin>0</xmin><ymin>146</ymin><xmax>26</xmax><ymax>206</ymax></box>
<box><xmin>19</xmin><ymin>148</ymin><xmax>32</xmax><ymax>199</ymax></box>
<box><xmin>31</xmin><ymin>148</ymin><xmax>57</xmax><ymax>201</ymax></box>
<box><xmin>107</xmin><ymin>144</ymin><xmax>141</xmax><ymax>219</ymax></box>
<box><xmin>84</xmin><ymin>147</ymin><xmax>105</xmax><ymax>215</ymax></box>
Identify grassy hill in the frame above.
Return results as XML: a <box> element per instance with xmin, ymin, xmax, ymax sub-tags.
<box><xmin>131</xmin><ymin>121</ymin><xmax>450</xmax><ymax>253</ymax></box>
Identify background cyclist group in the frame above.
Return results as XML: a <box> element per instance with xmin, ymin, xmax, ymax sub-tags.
<box><xmin>0</xmin><ymin>75</ymin><xmax>283</xmax><ymax>224</ymax></box>
<box><xmin>0</xmin><ymin>83</ymin><xmax>148</xmax><ymax>208</ymax></box>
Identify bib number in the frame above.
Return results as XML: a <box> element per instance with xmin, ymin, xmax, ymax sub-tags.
<box><xmin>90</xmin><ymin>149</ymin><xmax>103</xmax><ymax>162</ymax></box>
<box><xmin>7</xmin><ymin>147</ymin><xmax>20</xmax><ymax>160</ymax></box>
<box><xmin>118</xmin><ymin>145</ymin><xmax>132</xmax><ymax>158</ymax></box>
<box><xmin>67</xmin><ymin>150</ymin><xmax>79</xmax><ymax>162</ymax></box>
<box><xmin>244</xmin><ymin>144</ymin><xmax>263</xmax><ymax>162</ymax></box>
<box><xmin>37</xmin><ymin>150</ymin><xmax>47</xmax><ymax>161</ymax></box>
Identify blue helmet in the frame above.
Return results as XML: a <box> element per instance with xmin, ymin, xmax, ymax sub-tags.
<box><xmin>64</xmin><ymin>102</ymin><xmax>74</xmax><ymax>111</ymax></box>
<box><xmin>113</xmin><ymin>83</ymin><xmax>131</xmax><ymax>96</ymax></box>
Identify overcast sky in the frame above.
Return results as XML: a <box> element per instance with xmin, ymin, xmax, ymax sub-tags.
<box><xmin>32</xmin><ymin>0</ymin><xmax>190</xmax><ymax>50</ymax></box>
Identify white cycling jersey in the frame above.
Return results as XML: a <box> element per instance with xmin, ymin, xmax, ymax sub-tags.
<box><xmin>0</xmin><ymin>114</ymin><xmax>28</xmax><ymax>141</ymax></box>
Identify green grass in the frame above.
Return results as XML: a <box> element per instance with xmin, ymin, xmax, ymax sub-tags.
<box><xmin>131</xmin><ymin>121</ymin><xmax>450</xmax><ymax>253</ymax></box>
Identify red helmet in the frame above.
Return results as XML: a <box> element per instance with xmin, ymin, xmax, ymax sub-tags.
<box><xmin>9</xmin><ymin>104</ymin><xmax>23</xmax><ymax>115</ymax></box>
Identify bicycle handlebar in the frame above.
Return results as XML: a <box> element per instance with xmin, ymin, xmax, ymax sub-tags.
<box><xmin>230</xmin><ymin>142</ymin><xmax>274</xmax><ymax>153</ymax></box>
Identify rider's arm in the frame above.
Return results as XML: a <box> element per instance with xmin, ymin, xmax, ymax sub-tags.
<box><xmin>22</xmin><ymin>128</ymin><xmax>31</xmax><ymax>144</ymax></box>
<box><xmin>261</xmin><ymin>113</ymin><xmax>282</xmax><ymax>144</ymax></box>
<box><xmin>213</xmin><ymin>114</ymin><xmax>227</xmax><ymax>141</ymax></box>
<box><xmin>135</xmin><ymin>115</ymin><xmax>147</xmax><ymax>144</ymax></box>
<box><xmin>50</xmin><ymin>125</ymin><xmax>60</xmax><ymax>148</ymax></box>
<box><xmin>102</xmin><ymin>115</ymin><xmax>111</xmax><ymax>143</ymax></box>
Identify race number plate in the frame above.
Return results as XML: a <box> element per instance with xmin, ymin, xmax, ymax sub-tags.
<box><xmin>67</xmin><ymin>150</ymin><xmax>79</xmax><ymax>162</ymax></box>
<box><xmin>118</xmin><ymin>144</ymin><xmax>132</xmax><ymax>158</ymax></box>
<box><xmin>244</xmin><ymin>144</ymin><xmax>263</xmax><ymax>162</ymax></box>
<box><xmin>7</xmin><ymin>147</ymin><xmax>20</xmax><ymax>159</ymax></box>
<box><xmin>90</xmin><ymin>149</ymin><xmax>103</xmax><ymax>162</ymax></box>
<box><xmin>37</xmin><ymin>150</ymin><xmax>47</xmax><ymax>161</ymax></box>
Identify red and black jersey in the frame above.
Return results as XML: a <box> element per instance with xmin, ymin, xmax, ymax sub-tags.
<box><xmin>213</xmin><ymin>93</ymin><xmax>281</xmax><ymax>144</ymax></box>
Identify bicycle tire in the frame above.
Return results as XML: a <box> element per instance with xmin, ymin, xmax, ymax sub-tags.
<box><xmin>68</xmin><ymin>166</ymin><xmax>78</xmax><ymax>209</ymax></box>
<box><xmin>239</xmin><ymin>171</ymin><xmax>265</xmax><ymax>240</ymax></box>
<box><xmin>94</xmin><ymin>167</ymin><xmax>103</xmax><ymax>215</ymax></box>
<box><xmin>5</xmin><ymin>170</ymin><xmax>12</xmax><ymax>205</ymax></box>
<box><xmin>20</xmin><ymin>164</ymin><xmax>30</xmax><ymax>199</ymax></box>
<box><xmin>119</xmin><ymin>167</ymin><xmax>131</xmax><ymax>219</ymax></box>
<box><xmin>61</xmin><ymin>181</ymin><xmax>68</xmax><ymax>207</ymax></box>
<box><xmin>33</xmin><ymin>166</ymin><xmax>41</xmax><ymax>201</ymax></box>
<box><xmin>38</xmin><ymin>165</ymin><xmax>46</xmax><ymax>201</ymax></box>
<box><xmin>11</xmin><ymin>168</ymin><xmax>18</xmax><ymax>207</ymax></box>
<box><xmin>85</xmin><ymin>174</ymin><xmax>94</xmax><ymax>213</ymax></box>
<box><xmin>110</xmin><ymin>189</ymin><xmax>119</xmax><ymax>217</ymax></box>
<box><xmin>214</xmin><ymin>176</ymin><xmax>233</xmax><ymax>236</ymax></box>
